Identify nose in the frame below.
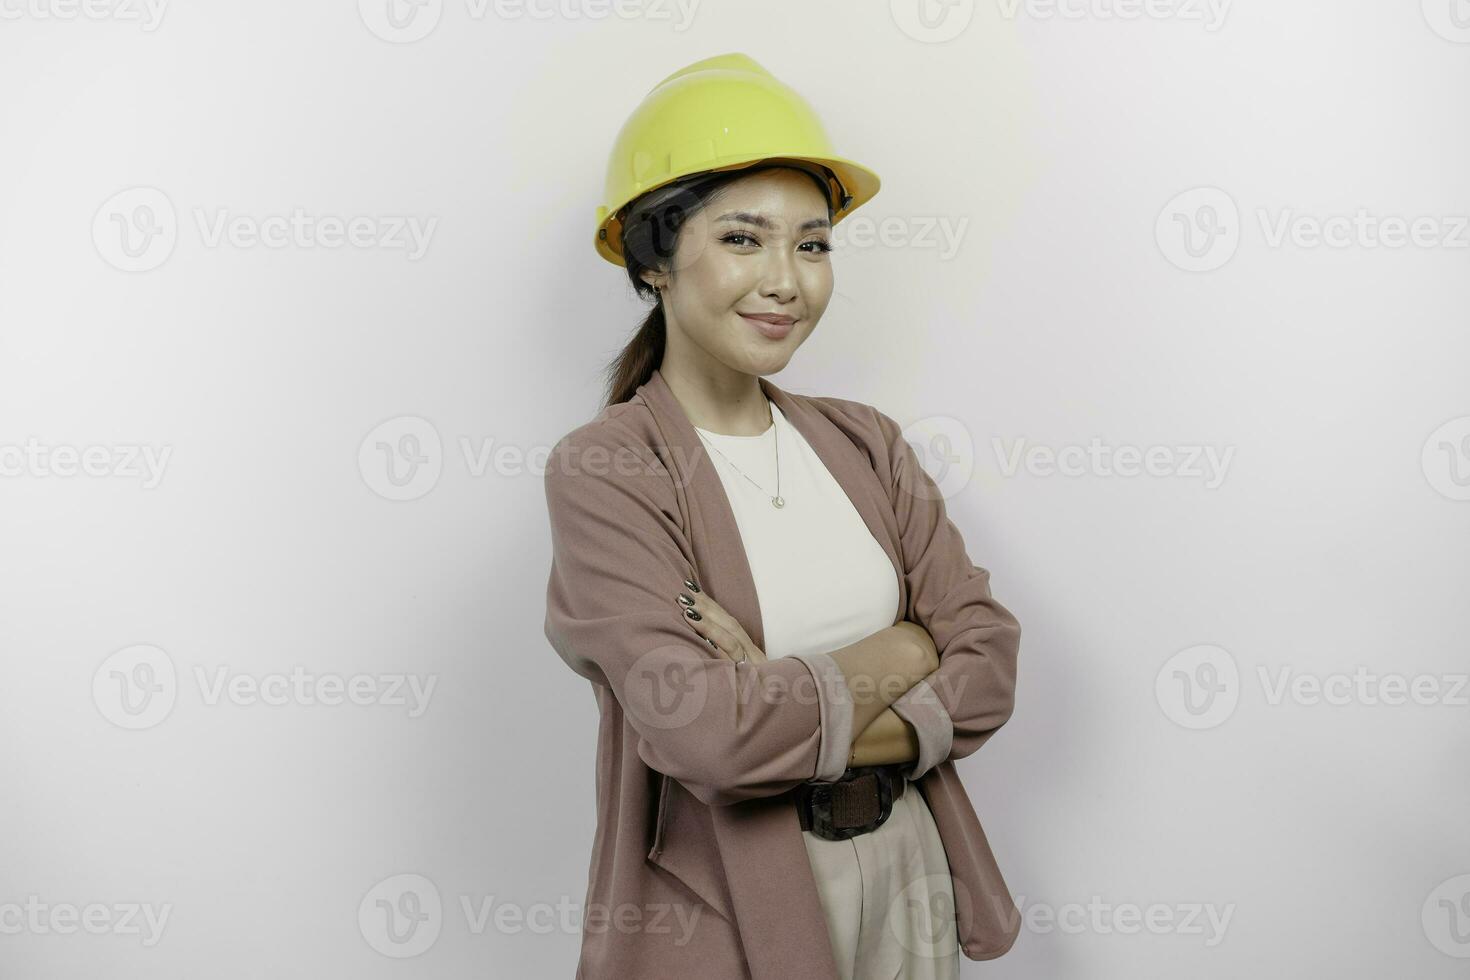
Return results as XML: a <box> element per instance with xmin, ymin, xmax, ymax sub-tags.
<box><xmin>757</xmin><ymin>253</ymin><xmax>799</xmax><ymax>306</ymax></box>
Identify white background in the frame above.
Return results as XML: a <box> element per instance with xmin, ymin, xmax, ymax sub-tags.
<box><xmin>2</xmin><ymin>1</ymin><xmax>1468</xmax><ymax>977</ymax></box>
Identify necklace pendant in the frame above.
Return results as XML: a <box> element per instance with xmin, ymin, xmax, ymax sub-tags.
<box><xmin>771</xmin><ymin>495</ymin><xmax>785</xmax><ymax>509</ymax></box>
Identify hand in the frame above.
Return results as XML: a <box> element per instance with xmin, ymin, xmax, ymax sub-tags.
<box><xmin>675</xmin><ymin>580</ymin><xmax>768</xmax><ymax>665</ymax></box>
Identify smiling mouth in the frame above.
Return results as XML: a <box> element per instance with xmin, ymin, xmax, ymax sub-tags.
<box><xmin>739</xmin><ymin>313</ymin><xmax>797</xmax><ymax>339</ymax></box>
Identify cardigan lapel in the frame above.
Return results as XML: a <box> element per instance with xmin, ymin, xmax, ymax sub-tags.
<box><xmin>636</xmin><ymin>366</ymin><xmax>908</xmax><ymax>636</ymax></box>
<box><xmin>634</xmin><ymin>367</ymin><xmax>770</xmax><ymax>652</ymax></box>
<box><xmin>633</xmin><ymin>367</ymin><xmax>912</xmax><ymax>979</ymax></box>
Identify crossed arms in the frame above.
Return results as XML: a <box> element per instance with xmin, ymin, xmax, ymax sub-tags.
<box><xmin>542</xmin><ymin>404</ymin><xmax>1021</xmax><ymax>806</ymax></box>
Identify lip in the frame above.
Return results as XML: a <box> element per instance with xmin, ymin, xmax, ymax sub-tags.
<box><xmin>738</xmin><ymin>312</ymin><xmax>797</xmax><ymax>340</ymax></box>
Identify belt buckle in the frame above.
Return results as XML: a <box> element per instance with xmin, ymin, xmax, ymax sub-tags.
<box><xmin>804</xmin><ymin>767</ymin><xmax>896</xmax><ymax>842</ymax></box>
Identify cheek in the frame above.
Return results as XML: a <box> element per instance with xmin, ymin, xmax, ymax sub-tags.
<box><xmin>693</xmin><ymin>264</ymin><xmax>754</xmax><ymax>320</ymax></box>
<box><xmin>799</xmin><ymin>265</ymin><xmax>834</xmax><ymax>310</ymax></box>
<box><xmin>705</xmin><ymin>258</ymin><xmax>755</xmax><ymax>300</ymax></box>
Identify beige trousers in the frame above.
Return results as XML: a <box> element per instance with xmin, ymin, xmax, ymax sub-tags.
<box><xmin>800</xmin><ymin>782</ymin><xmax>961</xmax><ymax>980</ymax></box>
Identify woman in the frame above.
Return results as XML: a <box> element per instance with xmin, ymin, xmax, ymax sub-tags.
<box><xmin>543</xmin><ymin>53</ymin><xmax>1023</xmax><ymax>980</ymax></box>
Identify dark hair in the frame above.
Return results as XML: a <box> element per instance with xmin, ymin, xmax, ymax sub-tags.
<box><xmin>600</xmin><ymin>163</ymin><xmax>836</xmax><ymax>409</ymax></box>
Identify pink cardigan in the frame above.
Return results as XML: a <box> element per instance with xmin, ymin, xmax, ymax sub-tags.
<box><xmin>542</xmin><ymin>367</ymin><xmax>1023</xmax><ymax>978</ymax></box>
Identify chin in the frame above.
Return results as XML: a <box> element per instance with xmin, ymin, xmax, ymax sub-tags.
<box><xmin>736</xmin><ymin>349</ymin><xmax>796</xmax><ymax>376</ymax></box>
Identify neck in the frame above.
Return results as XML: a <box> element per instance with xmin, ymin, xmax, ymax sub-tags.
<box><xmin>659</xmin><ymin>361</ymin><xmax>772</xmax><ymax>437</ymax></box>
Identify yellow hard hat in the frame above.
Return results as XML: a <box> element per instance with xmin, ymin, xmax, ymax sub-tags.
<box><xmin>595</xmin><ymin>52</ymin><xmax>881</xmax><ymax>266</ymax></box>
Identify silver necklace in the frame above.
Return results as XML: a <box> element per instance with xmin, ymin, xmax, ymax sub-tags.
<box><xmin>695</xmin><ymin>406</ymin><xmax>785</xmax><ymax>508</ymax></box>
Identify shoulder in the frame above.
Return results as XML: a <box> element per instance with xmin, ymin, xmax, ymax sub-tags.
<box><xmin>548</xmin><ymin>394</ymin><xmax>656</xmax><ymax>458</ymax></box>
<box><xmin>790</xmin><ymin>389</ymin><xmax>907</xmax><ymax>451</ymax></box>
<box><xmin>543</xmin><ymin>394</ymin><xmax>676</xmax><ymax>509</ymax></box>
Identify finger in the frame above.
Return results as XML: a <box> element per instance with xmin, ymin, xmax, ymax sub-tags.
<box><xmin>678</xmin><ymin>602</ymin><xmax>727</xmax><ymax>653</ymax></box>
<box><xmin>677</xmin><ymin>590</ymin><xmax>723</xmax><ymax>634</ymax></box>
<box><xmin>683</xmin><ymin>592</ymin><xmax>740</xmax><ymax>639</ymax></box>
<box><xmin>684</xmin><ymin>609</ymin><xmax>743</xmax><ymax>661</ymax></box>
<box><xmin>678</xmin><ymin>591</ymin><xmax>752</xmax><ymax>661</ymax></box>
<box><xmin>703</xmin><ymin>622</ymin><xmax>746</xmax><ymax>661</ymax></box>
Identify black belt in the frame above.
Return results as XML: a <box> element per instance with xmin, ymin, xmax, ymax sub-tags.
<box><xmin>793</xmin><ymin>764</ymin><xmax>907</xmax><ymax>841</ymax></box>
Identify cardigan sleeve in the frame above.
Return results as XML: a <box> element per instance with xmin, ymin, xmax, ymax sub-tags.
<box><xmin>541</xmin><ymin>426</ymin><xmax>854</xmax><ymax>806</ymax></box>
<box><xmin>888</xmin><ymin>677</ymin><xmax>954</xmax><ymax>780</ymax></box>
<box><xmin>871</xmin><ymin>407</ymin><xmax>1022</xmax><ymax>768</ymax></box>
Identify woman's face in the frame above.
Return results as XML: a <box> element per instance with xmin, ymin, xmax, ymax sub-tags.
<box><xmin>646</xmin><ymin>167</ymin><xmax>835</xmax><ymax>378</ymax></box>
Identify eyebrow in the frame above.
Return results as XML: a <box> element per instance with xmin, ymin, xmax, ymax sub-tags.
<box><xmin>714</xmin><ymin>211</ymin><xmax>831</xmax><ymax>233</ymax></box>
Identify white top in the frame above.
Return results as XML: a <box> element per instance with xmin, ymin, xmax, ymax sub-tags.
<box><xmin>694</xmin><ymin>397</ymin><xmax>961</xmax><ymax>980</ymax></box>
<box><xmin>692</xmin><ymin>400</ymin><xmax>900</xmax><ymax>659</ymax></box>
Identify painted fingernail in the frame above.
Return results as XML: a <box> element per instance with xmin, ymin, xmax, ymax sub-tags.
<box><xmin>684</xmin><ymin>579</ymin><xmax>701</xmax><ymax>593</ymax></box>
<box><xmin>676</xmin><ymin>593</ymin><xmax>695</xmax><ymax>607</ymax></box>
<box><xmin>683</xmin><ymin>608</ymin><xmax>701</xmax><ymax>621</ymax></box>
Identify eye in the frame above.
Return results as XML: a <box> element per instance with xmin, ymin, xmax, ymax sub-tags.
<box><xmin>720</xmin><ymin>232</ymin><xmax>833</xmax><ymax>254</ymax></box>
